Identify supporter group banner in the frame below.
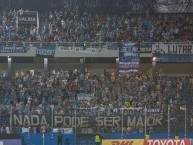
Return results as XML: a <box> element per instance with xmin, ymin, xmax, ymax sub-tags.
<box><xmin>119</xmin><ymin>43</ymin><xmax>139</xmax><ymax>73</ymax></box>
<box><xmin>153</xmin><ymin>54</ymin><xmax>193</xmax><ymax>62</ymax></box>
<box><xmin>0</xmin><ymin>45</ymin><xmax>30</xmax><ymax>53</ymax></box>
<box><xmin>152</xmin><ymin>43</ymin><xmax>193</xmax><ymax>54</ymax></box>
<box><xmin>57</xmin><ymin>42</ymin><xmax>107</xmax><ymax>53</ymax></box>
<box><xmin>75</xmin><ymin>47</ymin><xmax>96</xmax><ymax>54</ymax></box>
<box><xmin>144</xmin><ymin>139</ymin><xmax>191</xmax><ymax>145</ymax></box>
<box><xmin>139</xmin><ymin>43</ymin><xmax>153</xmax><ymax>57</ymax></box>
<box><xmin>102</xmin><ymin>139</ymin><xmax>144</xmax><ymax>145</ymax></box>
<box><xmin>36</xmin><ymin>46</ymin><xmax>55</xmax><ymax>56</ymax></box>
<box><xmin>57</xmin><ymin>43</ymin><xmax>74</xmax><ymax>51</ymax></box>
<box><xmin>74</xmin><ymin>42</ymin><xmax>106</xmax><ymax>54</ymax></box>
<box><xmin>152</xmin><ymin>43</ymin><xmax>193</xmax><ymax>62</ymax></box>
<box><xmin>140</xmin><ymin>42</ymin><xmax>193</xmax><ymax>58</ymax></box>
<box><xmin>12</xmin><ymin>111</ymin><xmax>163</xmax><ymax>127</ymax></box>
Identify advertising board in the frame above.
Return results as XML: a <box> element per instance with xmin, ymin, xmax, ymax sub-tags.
<box><xmin>144</xmin><ymin>139</ymin><xmax>191</xmax><ymax>145</ymax></box>
<box><xmin>102</xmin><ymin>139</ymin><xmax>144</xmax><ymax>145</ymax></box>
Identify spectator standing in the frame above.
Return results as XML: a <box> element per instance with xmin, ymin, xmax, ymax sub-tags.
<box><xmin>95</xmin><ymin>134</ymin><xmax>100</xmax><ymax>145</ymax></box>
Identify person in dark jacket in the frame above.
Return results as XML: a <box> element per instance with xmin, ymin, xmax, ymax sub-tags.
<box><xmin>58</xmin><ymin>131</ymin><xmax>63</xmax><ymax>145</ymax></box>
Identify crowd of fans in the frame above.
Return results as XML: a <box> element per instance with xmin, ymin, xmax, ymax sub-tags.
<box><xmin>0</xmin><ymin>4</ymin><xmax>193</xmax><ymax>135</ymax></box>
<box><xmin>0</xmin><ymin>69</ymin><xmax>192</xmax><ymax>134</ymax></box>
<box><xmin>1</xmin><ymin>8</ymin><xmax>193</xmax><ymax>42</ymax></box>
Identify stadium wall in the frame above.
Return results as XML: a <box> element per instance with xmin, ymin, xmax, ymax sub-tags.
<box><xmin>0</xmin><ymin>41</ymin><xmax>193</xmax><ymax>74</ymax></box>
<box><xmin>0</xmin><ymin>62</ymin><xmax>193</xmax><ymax>74</ymax></box>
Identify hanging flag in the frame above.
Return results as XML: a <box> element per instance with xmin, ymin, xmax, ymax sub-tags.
<box><xmin>119</xmin><ymin>42</ymin><xmax>139</xmax><ymax>73</ymax></box>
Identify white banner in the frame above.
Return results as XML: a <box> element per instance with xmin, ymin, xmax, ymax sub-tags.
<box><xmin>63</xmin><ymin>128</ymin><xmax>73</xmax><ymax>134</ymax></box>
<box><xmin>75</xmin><ymin>47</ymin><xmax>96</xmax><ymax>54</ymax></box>
<box><xmin>152</xmin><ymin>43</ymin><xmax>193</xmax><ymax>54</ymax></box>
<box><xmin>53</xmin><ymin>128</ymin><xmax>73</xmax><ymax>134</ymax></box>
<box><xmin>22</xmin><ymin>128</ymin><xmax>29</xmax><ymax>133</ymax></box>
<box><xmin>57</xmin><ymin>43</ymin><xmax>74</xmax><ymax>51</ymax></box>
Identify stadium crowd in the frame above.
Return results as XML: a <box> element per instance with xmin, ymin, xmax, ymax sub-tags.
<box><xmin>0</xmin><ymin>69</ymin><xmax>192</xmax><ymax>134</ymax></box>
<box><xmin>0</xmin><ymin>3</ymin><xmax>193</xmax><ymax>136</ymax></box>
<box><xmin>1</xmin><ymin>8</ymin><xmax>193</xmax><ymax>42</ymax></box>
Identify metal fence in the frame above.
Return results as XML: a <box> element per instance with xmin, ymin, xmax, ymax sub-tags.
<box><xmin>0</xmin><ymin>104</ymin><xmax>193</xmax><ymax>136</ymax></box>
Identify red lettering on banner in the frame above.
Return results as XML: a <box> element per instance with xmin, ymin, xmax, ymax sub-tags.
<box><xmin>145</xmin><ymin>139</ymin><xmax>188</xmax><ymax>145</ymax></box>
<box><xmin>111</xmin><ymin>141</ymin><xmax>134</xmax><ymax>145</ymax></box>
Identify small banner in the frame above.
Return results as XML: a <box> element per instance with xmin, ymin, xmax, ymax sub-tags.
<box><xmin>0</xmin><ymin>45</ymin><xmax>30</xmax><ymax>53</ymax></box>
<box><xmin>75</xmin><ymin>47</ymin><xmax>96</xmax><ymax>54</ymax></box>
<box><xmin>57</xmin><ymin>43</ymin><xmax>74</xmax><ymax>51</ymax></box>
<box><xmin>53</xmin><ymin>128</ymin><xmax>73</xmax><ymax>134</ymax></box>
<box><xmin>36</xmin><ymin>46</ymin><xmax>55</xmax><ymax>56</ymax></box>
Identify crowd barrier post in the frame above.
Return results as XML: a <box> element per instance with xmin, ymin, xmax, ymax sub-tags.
<box><xmin>185</xmin><ymin>104</ymin><xmax>187</xmax><ymax>139</ymax></box>
<box><xmin>145</xmin><ymin>105</ymin><xmax>147</xmax><ymax>137</ymax></box>
<box><xmin>7</xmin><ymin>57</ymin><xmax>12</xmax><ymax>79</ymax></box>
<box><xmin>97</xmin><ymin>107</ymin><xmax>99</xmax><ymax>133</ymax></box>
<box><xmin>9</xmin><ymin>104</ymin><xmax>12</xmax><ymax>133</ymax></box>
<box><xmin>75</xmin><ymin>105</ymin><xmax>77</xmax><ymax>145</ymax></box>
<box><xmin>51</xmin><ymin>105</ymin><xmax>54</xmax><ymax>138</ymax></box>
<box><xmin>168</xmin><ymin>105</ymin><xmax>170</xmax><ymax>139</ymax></box>
<box><xmin>43</xmin><ymin>58</ymin><xmax>48</xmax><ymax>76</ymax></box>
<box><xmin>28</xmin><ymin>105</ymin><xmax>30</xmax><ymax>139</ymax></box>
<box><xmin>121</xmin><ymin>106</ymin><xmax>124</xmax><ymax>139</ymax></box>
<box><xmin>42</xmin><ymin>133</ymin><xmax>45</xmax><ymax>145</ymax></box>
